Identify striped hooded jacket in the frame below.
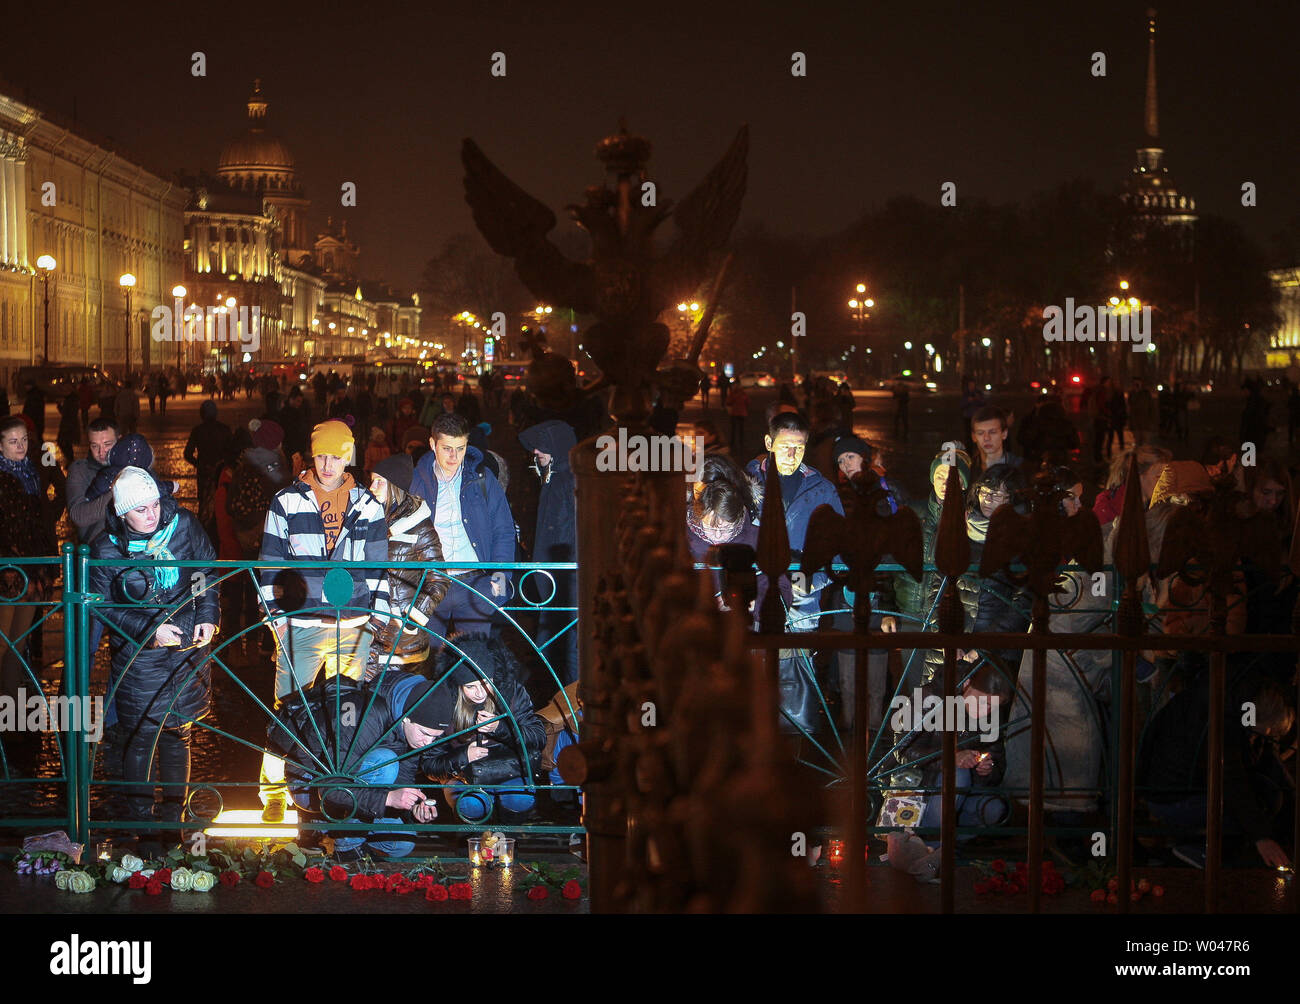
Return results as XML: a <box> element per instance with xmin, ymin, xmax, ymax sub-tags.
<box><xmin>258</xmin><ymin>474</ymin><xmax>391</xmax><ymax>627</ymax></box>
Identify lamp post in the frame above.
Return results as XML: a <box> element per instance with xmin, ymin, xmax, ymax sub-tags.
<box><xmin>36</xmin><ymin>255</ymin><xmax>56</xmax><ymax>363</ymax></box>
<box><xmin>848</xmin><ymin>283</ymin><xmax>874</xmax><ymax>384</ymax></box>
<box><xmin>119</xmin><ymin>273</ymin><xmax>136</xmax><ymax>378</ymax></box>
<box><xmin>172</xmin><ymin>284</ymin><xmax>187</xmax><ymax>372</ymax></box>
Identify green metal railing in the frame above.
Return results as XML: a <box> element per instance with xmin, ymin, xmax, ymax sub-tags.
<box><xmin>0</xmin><ymin>548</ymin><xmax>580</xmax><ymax>852</ymax></box>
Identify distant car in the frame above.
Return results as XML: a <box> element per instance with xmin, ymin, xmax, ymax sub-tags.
<box><xmin>13</xmin><ymin>364</ymin><xmax>117</xmax><ymax>398</ymax></box>
<box><xmin>811</xmin><ymin>370</ymin><xmax>851</xmax><ymax>387</ymax></box>
<box><xmin>737</xmin><ymin>371</ymin><xmax>776</xmax><ymax>388</ymax></box>
<box><xmin>880</xmin><ymin>372</ymin><xmax>936</xmax><ymax>392</ymax></box>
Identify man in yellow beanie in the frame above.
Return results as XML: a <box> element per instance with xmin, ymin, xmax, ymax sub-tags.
<box><xmin>256</xmin><ymin>418</ymin><xmax>391</xmax><ymax>821</ymax></box>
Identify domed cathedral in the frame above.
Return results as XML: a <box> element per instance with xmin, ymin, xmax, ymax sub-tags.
<box><xmin>217</xmin><ymin>79</ymin><xmax>312</xmax><ymax>266</ymax></box>
<box><xmin>1120</xmin><ymin>9</ymin><xmax>1196</xmax><ymax>252</ymax></box>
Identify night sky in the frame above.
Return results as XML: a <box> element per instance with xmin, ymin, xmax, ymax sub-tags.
<box><xmin>7</xmin><ymin>1</ymin><xmax>1298</xmax><ymax>291</ymax></box>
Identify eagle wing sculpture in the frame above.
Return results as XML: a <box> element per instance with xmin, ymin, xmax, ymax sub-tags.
<box><xmin>461</xmin><ymin>138</ymin><xmax>597</xmax><ymax>313</ymax></box>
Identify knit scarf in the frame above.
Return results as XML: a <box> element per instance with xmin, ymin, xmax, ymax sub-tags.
<box><xmin>112</xmin><ymin>514</ymin><xmax>181</xmax><ymax>589</ymax></box>
<box><xmin>0</xmin><ymin>455</ymin><xmax>40</xmax><ymax>496</ymax></box>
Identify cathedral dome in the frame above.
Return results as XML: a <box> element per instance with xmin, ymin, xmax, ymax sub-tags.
<box><xmin>217</xmin><ymin>80</ymin><xmax>297</xmax><ymax>188</ymax></box>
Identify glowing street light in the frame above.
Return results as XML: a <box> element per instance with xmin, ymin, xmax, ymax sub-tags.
<box><xmin>119</xmin><ymin>273</ymin><xmax>137</xmax><ymax>375</ymax></box>
<box><xmin>36</xmin><ymin>255</ymin><xmax>56</xmax><ymax>362</ymax></box>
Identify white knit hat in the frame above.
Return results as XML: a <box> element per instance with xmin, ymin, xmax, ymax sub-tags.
<box><xmin>113</xmin><ymin>466</ymin><xmax>160</xmax><ymax>516</ymax></box>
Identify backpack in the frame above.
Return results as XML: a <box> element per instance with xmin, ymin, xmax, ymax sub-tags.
<box><xmin>227</xmin><ymin>450</ymin><xmax>290</xmax><ymax>550</ymax></box>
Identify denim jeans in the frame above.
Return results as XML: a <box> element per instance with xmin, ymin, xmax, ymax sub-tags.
<box><xmin>324</xmin><ymin>748</ymin><xmax>415</xmax><ymax>858</ymax></box>
<box><xmin>262</xmin><ymin>623</ymin><xmax>372</xmax><ymax>801</ymax></box>
<box><xmin>448</xmin><ymin>779</ymin><xmax>535</xmax><ymax>822</ymax></box>
<box><xmin>918</xmin><ymin>767</ymin><xmax>1009</xmax><ymax>847</ymax></box>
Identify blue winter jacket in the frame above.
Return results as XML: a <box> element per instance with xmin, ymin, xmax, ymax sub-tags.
<box><xmin>410</xmin><ymin>444</ymin><xmax>516</xmax><ymax>600</ymax></box>
<box><xmin>744</xmin><ymin>455</ymin><xmax>844</xmax><ymax>594</ymax></box>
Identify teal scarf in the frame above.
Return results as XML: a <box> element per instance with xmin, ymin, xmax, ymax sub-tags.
<box><xmin>113</xmin><ymin>515</ymin><xmax>181</xmax><ymax>590</ymax></box>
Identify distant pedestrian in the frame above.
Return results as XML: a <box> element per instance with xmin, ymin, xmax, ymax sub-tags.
<box><xmin>727</xmin><ymin>384</ymin><xmax>749</xmax><ymax>453</ymax></box>
<box><xmin>699</xmin><ymin>373</ymin><xmax>712</xmax><ymax>410</ymax></box>
<box><xmin>114</xmin><ymin>379</ymin><xmax>140</xmax><ymax>436</ymax></box>
<box><xmin>892</xmin><ymin>380</ymin><xmax>910</xmax><ymax>441</ymax></box>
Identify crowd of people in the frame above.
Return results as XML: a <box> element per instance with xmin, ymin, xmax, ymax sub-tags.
<box><xmin>0</xmin><ymin>362</ymin><xmax>1295</xmax><ymax>868</ymax></box>
<box><xmin>683</xmin><ymin>374</ymin><xmax>1297</xmax><ymax>870</ymax></box>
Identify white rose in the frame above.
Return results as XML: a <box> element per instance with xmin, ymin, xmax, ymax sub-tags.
<box><xmin>68</xmin><ymin>871</ymin><xmax>96</xmax><ymax>894</ymax></box>
<box><xmin>110</xmin><ymin>865</ymin><xmax>132</xmax><ymax>884</ymax></box>
<box><xmin>169</xmin><ymin>867</ymin><xmax>193</xmax><ymax>892</ymax></box>
<box><xmin>190</xmin><ymin>871</ymin><xmax>216</xmax><ymax>892</ymax></box>
<box><xmin>140</xmin><ymin>869</ymin><xmax>155</xmax><ymax>879</ymax></box>
<box><xmin>54</xmin><ymin>870</ymin><xmax>72</xmax><ymax>891</ymax></box>
<box><xmin>120</xmin><ymin>854</ymin><xmax>144</xmax><ymax>873</ymax></box>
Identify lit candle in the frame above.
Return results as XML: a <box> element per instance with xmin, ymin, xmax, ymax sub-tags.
<box><xmin>827</xmin><ymin>839</ymin><xmax>845</xmax><ymax>869</ymax></box>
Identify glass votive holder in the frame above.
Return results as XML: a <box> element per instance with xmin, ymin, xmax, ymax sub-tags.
<box><xmin>96</xmin><ymin>841</ymin><xmax>113</xmax><ymax>862</ymax></box>
<box><xmin>467</xmin><ymin>837</ymin><xmax>483</xmax><ymax>867</ymax></box>
<box><xmin>497</xmin><ymin>838</ymin><xmax>515</xmax><ymax>867</ymax></box>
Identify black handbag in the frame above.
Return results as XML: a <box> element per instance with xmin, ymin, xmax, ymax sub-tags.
<box><xmin>777</xmin><ymin>648</ymin><xmax>832</xmax><ymax>737</ymax></box>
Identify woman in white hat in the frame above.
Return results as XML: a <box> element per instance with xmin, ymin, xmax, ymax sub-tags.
<box><xmin>88</xmin><ymin>466</ymin><xmax>219</xmax><ymax>849</ymax></box>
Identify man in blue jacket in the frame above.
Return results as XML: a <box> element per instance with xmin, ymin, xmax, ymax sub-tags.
<box><xmin>745</xmin><ymin>410</ymin><xmax>844</xmax><ymax>628</ymax></box>
<box><xmin>410</xmin><ymin>412</ymin><xmax>516</xmax><ymax>638</ymax></box>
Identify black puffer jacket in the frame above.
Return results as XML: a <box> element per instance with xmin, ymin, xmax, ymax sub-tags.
<box><xmin>267</xmin><ymin>676</ymin><xmax>424</xmax><ymax>821</ymax></box>
<box><xmin>905</xmin><ymin>494</ymin><xmax>980</xmax><ymax>686</ymax></box>
<box><xmin>366</xmin><ymin>484</ymin><xmax>449</xmax><ymax>677</ymax></box>
<box><xmin>88</xmin><ymin>495</ymin><xmax>219</xmax><ymax>729</ymax></box>
<box><xmin>419</xmin><ymin>635</ymin><xmax>547</xmax><ymax>784</ymax></box>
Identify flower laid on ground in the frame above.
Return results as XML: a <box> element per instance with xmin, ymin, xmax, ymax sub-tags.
<box><xmin>218</xmin><ymin>870</ymin><xmax>240</xmax><ymax>887</ymax></box>
<box><xmin>169</xmin><ymin>868</ymin><xmax>194</xmax><ymax>892</ymax></box>
<box><xmin>120</xmin><ymin>854</ymin><xmax>145</xmax><ymax>874</ymax></box>
<box><xmin>145</xmin><ymin>878</ymin><xmax>163</xmax><ymax>896</ymax></box>
<box><xmin>67</xmin><ymin>871</ymin><xmax>95</xmax><ymax>894</ymax></box>
<box><xmin>329</xmin><ymin>865</ymin><xmax>348</xmax><ymax>882</ymax></box>
<box><xmin>426</xmin><ymin>884</ymin><xmax>450</xmax><ymax>902</ymax></box>
<box><xmin>14</xmin><ymin>852</ymin><xmax>68</xmax><ymax>876</ymax></box>
<box><xmin>254</xmin><ymin>871</ymin><xmax>275</xmax><ymax>889</ymax></box>
<box><xmin>191</xmin><ymin>871</ymin><xmax>216</xmax><ymax>893</ymax></box>
<box><xmin>517</xmin><ymin>861</ymin><xmax>585</xmax><ymax>902</ymax></box>
<box><xmin>128</xmin><ymin>873</ymin><xmax>148</xmax><ymax>890</ymax></box>
<box><xmin>109</xmin><ymin>865</ymin><xmax>132</xmax><ymax>884</ymax></box>
<box><xmin>304</xmin><ymin>866</ymin><xmax>324</xmax><ymax>884</ymax></box>
<box><xmin>973</xmin><ymin>859</ymin><xmax>1066</xmax><ymax>897</ymax></box>
<box><xmin>449</xmin><ymin>882</ymin><xmax>473</xmax><ymax>901</ymax></box>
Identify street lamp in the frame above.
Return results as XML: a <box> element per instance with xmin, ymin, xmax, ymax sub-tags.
<box><xmin>172</xmin><ymin>285</ymin><xmax>187</xmax><ymax>370</ymax></box>
<box><xmin>36</xmin><ymin>255</ymin><xmax>56</xmax><ymax>363</ymax></box>
<box><xmin>848</xmin><ymin>283</ymin><xmax>875</xmax><ymax>382</ymax></box>
<box><xmin>119</xmin><ymin>273</ymin><xmax>136</xmax><ymax>377</ymax></box>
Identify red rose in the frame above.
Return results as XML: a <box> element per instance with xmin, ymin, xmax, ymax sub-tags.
<box><xmin>396</xmin><ymin>878</ymin><xmax>415</xmax><ymax>895</ymax></box>
<box><xmin>989</xmin><ymin>876</ymin><xmax>1004</xmax><ymax>891</ymax></box>
<box><xmin>1152</xmin><ymin>884</ymin><xmax>1164</xmax><ymax>898</ymax></box>
<box><xmin>1106</xmin><ymin>891</ymin><xmax>1119</xmax><ymax>905</ymax></box>
<box><xmin>1090</xmin><ymin>888</ymin><xmax>1107</xmax><ymax>903</ymax></box>
<box><xmin>219</xmin><ymin>870</ymin><xmax>240</xmax><ymax>887</ymax></box>
<box><xmin>349</xmin><ymin>874</ymin><xmax>367</xmax><ymax>890</ymax></box>
<box><xmin>304</xmin><ymin>866</ymin><xmax>324</xmax><ymax>884</ymax></box>
<box><xmin>255</xmin><ymin>871</ymin><xmax>274</xmax><ymax>889</ymax></box>
<box><xmin>449</xmin><ymin>882</ymin><xmax>473</xmax><ymax>901</ymax></box>
<box><xmin>527</xmin><ymin>885</ymin><xmax>549</xmax><ymax>900</ymax></box>
<box><xmin>128</xmin><ymin>873</ymin><xmax>148</xmax><ymax>889</ymax></box>
<box><xmin>385</xmin><ymin>873</ymin><xmax>404</xmax><ymax>893</ymax></box>
<box><xmin>974</xmin><ymin>881</ymin><xmax>990</xmax><ymax>895</ymax></box>
<box><xmin>426</xmin><ymin>884</ymin><xmax>450</xmax><ymax>902</ymax></box>
<box><xmin>329</xmin><ymin>866</ymin><xmax>348</xmax><ymax>882</ymax></box>
<box><xmin>561</xmin><ymin>880</ymin><xmax>582</xmax><ymax>900</ymax></box>
<box><xmin>1106</xmin><ymin>877</ymin><xmax>1119</xmax><ymax>892</ymax></box>
<box><xmin>145</xmin><ymin>878</ymin><xmax>163</xmax><ymax>896</ymax></box>
<box><xmin>156</xmin><ymin>868</ymin><xmax>172</xmax><ymax>884</ymax></box>
<box><xmin>414</xmin><ymin>874</ymin><xmax>434</xmax><ymax>890</ymax></box>
<box><xmin>1137</xmin><ymin>878</ymin><xmax>1151</xmax><ymax>893</ymax></box>
<box><xmin>990</xmin><ymin>859</ymin><xmax>1006</xmax><ymax>873</ymax></box>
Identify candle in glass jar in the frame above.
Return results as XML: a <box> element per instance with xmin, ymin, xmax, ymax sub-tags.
<box><xmin>827</xmin><ymin>839</ymin><xmax>845</xmax><ymax>868</ymax></box>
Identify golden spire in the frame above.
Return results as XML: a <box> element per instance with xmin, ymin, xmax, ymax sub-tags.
<box><xmin>1144</xmin><ymin>9</ymin><xmax>1158</xmax><ymax>142</ymax></box>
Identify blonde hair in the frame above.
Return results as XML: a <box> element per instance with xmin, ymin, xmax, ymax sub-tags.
<box><xmin>452</xmin><ymin>682</ymin><xmax>499</xmax><ymax>736</ymax></box>
<box><xmin>1105</xmin><ymin>445</ymin><xmax>1171</xmax><ymax>490</ymax></box>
